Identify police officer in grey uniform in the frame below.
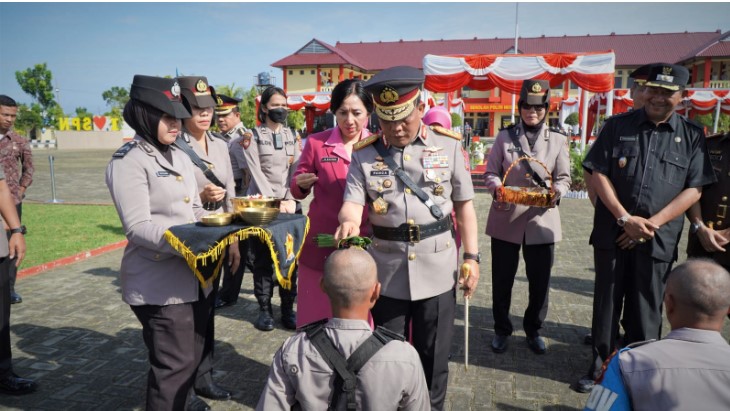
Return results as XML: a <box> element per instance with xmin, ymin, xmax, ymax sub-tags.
<box><xmin>485</xmin><ymin>79</ymin><xmax>571</xmax><ymax>355</ymax></box>
<box><xmin>106</xmin><ymin>75</ymin><xmax>209</xmax><ymax>410</ymax></box>
<box><xmin>242</xmin><ymin>86</ymin><xmax>301</xmax><ymax>331</ymax></box>
<box><xmin>336</xmin><ymin>66</ymin><xmax>480</xmax><ymax>411</ymax></box>
<box><xmin>256</xmin><ymin>246</ymin><xmax>430</xmax><ymax>410</ymax></box>
<box><xmin>579</xmin><ymin>64</ymin><xmax>716</xmax><ymax>393</ymax></box>
<box><xmin>584</xmin><ymin>259</ymin><xmax>730</xmax><ymax>411</ymax></box>
<box><xmin>212</xmin><ymin>93</ymin><xmax>256</xmax><ymax>309</ymax></box>
<box><xmin>687</xmin><ymin>130</ymin><xmax>730</xmax><ymax>271</ymax></box>
<box><xmin>177</xmin><ymin>76</ymin><xmax>238</xmax><ymax>406</ymax></box>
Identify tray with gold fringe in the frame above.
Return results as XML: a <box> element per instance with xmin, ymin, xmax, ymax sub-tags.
<box><xmin>164</xmin><ymin>213</ymin><xmax>309</xmax><ymax>289</ymax></box>
<box><xmin>497</xmin><ymin>156</ymin><xmax>555</xmax><ymax>208</ymax></box>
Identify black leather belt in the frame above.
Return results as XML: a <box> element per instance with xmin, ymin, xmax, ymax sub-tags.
<box><xmin>372</xmin><ymin>218</ymin><xmax>453</xmax><ymax>243</ymax></box>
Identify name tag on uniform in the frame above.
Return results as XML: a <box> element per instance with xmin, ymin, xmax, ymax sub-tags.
<box><xmin>619</xmin><ymin>136</ymin><xmax>637</xmax><ymax>142</ymax></box>
<box><xmin>507</xmin><ymin>146</ymin><xmax>521</xmax><ymax>153</ymax></box>
<box><xmin>321</xmin><ymin>157</ymin><xmax>338</xmax><ymax>163</ymax></box>
<box><xmin>156</xmin><ymin>170</ymin><xmax>170</xmax><ymax>177</ymax></box>
<box><xmin>422</xmin><ymin>155</ymin><xmax>449</xmax><ymax>169</ymax></box>
<box><xmin>370</xmin><ymin>170</ymin><xmax>390</xmax><ymax>176</ymax></box>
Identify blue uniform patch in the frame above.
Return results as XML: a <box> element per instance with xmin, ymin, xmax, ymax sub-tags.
<box><xmin>584</xmin><ymin>348</ymin><xmax>632</xmax><ymax>411</ymax></box>
<box><xmin>112</xmin><ymin>141</ymin><xmax>137</xmax><ymax>158</ymax></box>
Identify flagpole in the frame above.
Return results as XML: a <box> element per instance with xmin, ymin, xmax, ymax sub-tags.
<box><xmin>510</xmin><ymin>3</ymin><xmax>519</xmax><ymax>124</ymax></box>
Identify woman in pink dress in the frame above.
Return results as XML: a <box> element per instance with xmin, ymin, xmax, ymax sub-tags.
<box><xmin>291</xmin><ymin>79</ymin><xmax>373</xmax><ymax>327</ymax></box>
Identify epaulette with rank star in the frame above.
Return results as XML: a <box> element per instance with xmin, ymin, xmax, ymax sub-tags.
<box><xmin>430</xmin><ymin>125</ymin><xmax>462</xmax><ymax>141</ymax></box>
<box><xmin>354</xmin><ymin>133</ymin><xmax>380</xmax><ymax>151</ymax></box>
<box><xmin>112</xmin><ymin>140</ymin><xmax>137</xmax><ymax>158</ymax></box>
<box><xmin>549</xmin><ymin>127</ymin><xmax>568</xmax><ymax>136</ymax></box>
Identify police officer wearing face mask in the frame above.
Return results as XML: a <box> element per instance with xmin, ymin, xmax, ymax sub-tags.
<box><xmin>241</xmin><ymin>86</ymin><xmax>301</xmax><ymax>331</ymax></box>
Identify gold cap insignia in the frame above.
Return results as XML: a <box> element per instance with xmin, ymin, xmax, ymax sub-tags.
<box><xmin>531</xmin><ymin>82</ymin><xmax>542</xmax><ymax>93</ymax></box>
<box><xmin>380</xmin><ymin>86</ymin><xmax>399</xmax><ymax>104</ymax></box>
<box><xmin>662</xmin><ymin>66</ymin><xmax>672</xmax><ymax>76</ymax></box>
<box><xmin>216</xmin><ymin>96</ymin><xmax>223</xmax><ymax>106</ymax></box>
<box><xmin>195</xmin><ymin>79</ymin><xmax>208</xmax><ymax>93</ymax></box>
<box><xmin>171</xmin><ymin>82</ymin><xmax>181</xmax><ymax>97</ymax></box>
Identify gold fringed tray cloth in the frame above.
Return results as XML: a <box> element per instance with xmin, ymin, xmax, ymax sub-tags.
<box><xmin>164</xmin><ymin>214</ymin><xmax>310</xmax><ymax>290</ymax></box>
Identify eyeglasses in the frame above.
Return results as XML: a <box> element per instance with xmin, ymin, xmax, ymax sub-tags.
<box><xmin>521</xmin><ymin>104</ymin><xmax>546</xmax><ymax>112</ymax></box>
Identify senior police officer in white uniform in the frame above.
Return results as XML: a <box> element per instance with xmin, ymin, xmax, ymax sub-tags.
<box><xmin>336</xmin><ymin>66</ymin><xmax>481</xmax><ymax>411</ymax></box>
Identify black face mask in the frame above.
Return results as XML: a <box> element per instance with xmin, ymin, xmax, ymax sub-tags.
<box><xmin>267</xmin><ymin>108</ymin><xmax>288</xmax><ymax>124</ymax></box>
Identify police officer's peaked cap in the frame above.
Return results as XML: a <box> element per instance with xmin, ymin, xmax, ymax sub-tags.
<box><xmin>176</xmin><ymin>76</ymin><xmax>217</xmax><ymax>108</ymax></box>
<box><xmin>644</xmin><ymin>64</ymin><xmax>690</xmax><ymax>91</ymax></box>
<box><xmin>629</xmin><ymin>63</ymin><xmax>668</xmax><ymax>85</ymax></box>
<box><xmin>519</xmin><ymin>79</ymin><xmax>550</xmax><ymax>106</ymax></box>
<box><xmin>215</xmin><ymin>94</ymin><xmax>242</xmax><ymax>116</ymax></box>
<box><xmin>364</xmin><ymin>66</ymin><xmax>424</xmax><ymax>121</ymax></box>
<box><xmin>130</xmin><ymin>75</ymin><xmax>191</xmax><ymax>119</ymax></box>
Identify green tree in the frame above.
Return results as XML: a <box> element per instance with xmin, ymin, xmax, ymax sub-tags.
<box><xmin>694</xmin><ymin>112</ymin><xmax>730</xmax><ymax>135</ymax></box>
<box><xmin>15</xmin><ymin>63</ymin><xmax>61</xmax><ymax>129</ymax></box>
<box><xmin>214</xmin><ymin>83</ymin><xmax>245</xmax><ymax>100</ymax></box>
<box><xmin>13</xmin><ymin>104</ymin><xmax>44</xmax><ymax>137</ymax></box>
<box><xmin>74</xmin><ymin>107</ymin><xmax>93</xmax><ymax>119</ymax></box>
<box><xmin>288</xmin><ymin>109</ymin><xmax>305</xmax><ymax>132</ymax></box>
<box><xmin>102</xmin><ymin>86</ymin><xmax>130</xmax><ymax>122</ymax></box>
<box><xmin>450</xmin><ymin>112</ymin><xmax>462</xmax><ymax>128</ymax></box>
<box><xmin>240</xmin><ymin>86</ymin><xmax>259</xmax><ymax>128</ymax></box>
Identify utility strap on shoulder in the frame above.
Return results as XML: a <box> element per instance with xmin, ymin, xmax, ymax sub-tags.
<box><xmin>173</xmin><ymin>136</ymin><xmax>226</xmax><ymax>189</ymax></box>
<box><xmin>506</xmin><ymin>127</ymin><xmax>549</xmax><ymax>190</ymax></box>
<box><xmin>373</xmin><ymin>139</ymin><xmax>444</xmax><ymax>220</ymax></box>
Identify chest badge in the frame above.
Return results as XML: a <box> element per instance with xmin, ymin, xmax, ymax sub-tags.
<box><xmin>674</xmin><ymin>136</ymin><xmax>681</xmax><ymax>143</ymax></box>
<box><xmin>372</xmin><ymin>197</ymin><xmax>389</xmax><ymax>215</ymax></box>
<box><xmin>383</xmin><ymin>179</ymin><xmax>393</xmax><ymax>188</ymax></box>
<box><xmin>434</xmin><ymin>185</ymin><xmax>445</xmax><ymax>196</ymax></box>
<box><xmin>618</xmin><ymin>157</ymin><xmax>627</xmax><ymax>168</ymax></box>
<box><xmin>424</xmin><ymin>146</ymin><xmax>443</xmax><ymax>153</ymax></box>
<box><xmin>373</xmin><ymin>162</ymin><xmax>388</xmax><ymax>171</ymax></box>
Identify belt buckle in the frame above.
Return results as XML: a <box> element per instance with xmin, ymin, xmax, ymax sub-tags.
<box><xmin>408</xmin><ymin>224</ymin><xmax>420</xmax><ymax>243</ymax></box>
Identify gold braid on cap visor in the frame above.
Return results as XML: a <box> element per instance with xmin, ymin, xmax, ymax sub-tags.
<box><xmin>374</xmin><ymin>90</ymin><xmax>420</xmax><ymax>121</ymax></box>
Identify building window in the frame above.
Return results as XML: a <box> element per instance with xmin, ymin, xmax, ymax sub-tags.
<box><xmin>299</xmin><ymin>40</ymin><xmax>331</xmax><ymax>54</ymax></box>
<box><xmin>311</xmin><ymin>70</ymin><xmax>315</xmax><ymax>75</ymax></box>
<box><xmin>614</xmin><ymin>76</ymin><xmax>623</xmax><ymax>88</ymax></box>
<box><xmin>288</xmin><ymin>70</ymin><xmax>293</xmax><ymax>75</ymax></box>
<box><xmin>300</xmin><ymin>70</ymin><xmax>304</xmax><ymax>75</ymax></box>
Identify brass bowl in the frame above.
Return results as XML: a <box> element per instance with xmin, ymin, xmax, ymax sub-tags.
<box><xmin>201</xmin><ymin>212</ymin><xmax>233</xmax><ymax>227</ymax></box>
<box><xmin>232</xmin><ymin>196</ymin><xmax>281</xmax><ymax>210</ymax></box>
<box><xmin>236</xmin><ymin>207</ymin><xmax>280</xmax><ymax>226</ymax></box>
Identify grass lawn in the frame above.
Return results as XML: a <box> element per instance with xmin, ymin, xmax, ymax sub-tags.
<box><xmin>21</xmin><ymin>203</ymin><xmax>124</xmax><ymax>269</ymax></box>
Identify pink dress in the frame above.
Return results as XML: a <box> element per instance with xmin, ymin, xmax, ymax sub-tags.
<box><xmin>290</xmin><ymin>127</ymin><xmax>371</xmax><ymax>327</ymax></box>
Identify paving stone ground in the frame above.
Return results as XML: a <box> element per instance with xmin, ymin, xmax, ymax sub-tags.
<box><xmin>4</xmin><ymin>148</ymin><xmax>729</xmax><ymax>410</ymax></box>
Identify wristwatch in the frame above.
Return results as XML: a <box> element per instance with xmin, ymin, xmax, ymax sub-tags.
<box><xmin>690</xmin><ymin>221</ymin><xmax>704</xmax><ymax>234</ymax></box>
<box><xmin>617</xmin><ymin>215</ymin><xmax>631</xmax><ymax>227</ymax></box>
<box><xmin>463</xmin><ymin>252</ymin><xmax>481</xmax><ymax>264</ymax></box>
<box><xmin>9</xmin><ymin>225</ymin><xmax>26</xmax><ymax>235</ymax></box>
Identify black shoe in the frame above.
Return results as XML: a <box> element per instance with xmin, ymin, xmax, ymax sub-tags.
<box><xmin>214</xmin><ymin>297</ymin><xmax>236</xmax><ymax>309</ymax></box>
<box><xmin>187</xmin><ymin>393</ymin><xmax>211</xmax><ymax>411</ymax></box>
<box><xmin>0</xmin><ymin>374</ymin><xmax>37</xmax><ymax>395</ymax></box>
<box><xmin>255</xmin><ymin>308</ymin><xmax>275</xmax><ymax>331</ymax></box>
<box><xmin>10</xmin><ymin>292</ymin><xmax>22</xmax><ymax>304</ymax></box>
<box><xmin>280</xmin><ymin>310</ymin><xmax>296</xmax><ymax>330</ymax></box>
<box><xmin>526</xmin><ymin>336</ymin><xmax>547</xmax><ymax>354</ymax></box>
<box><xmin>584</xmin><ymin>332</ymin><xmax>592</xmax><ymax>345</ymax></box>
<box><xmin>575</xmin><ymin>375</ymin><xmax>595</xmax><ymax>393</ymax></box>
<box><xmin>195</xmin><ymin>382</ymin><xmax>231</xmax><ymax>400</ymax></box>
<box><xmin>491</xmin><ymin>334</ymin><xmax>509</xmax><ymax>353</ymax></box>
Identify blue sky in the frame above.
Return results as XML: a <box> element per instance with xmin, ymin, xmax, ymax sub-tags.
<box><xmin>1</xmin><ymin>2</ymin><xmax>729</xmax><ymax>114</ymax></box>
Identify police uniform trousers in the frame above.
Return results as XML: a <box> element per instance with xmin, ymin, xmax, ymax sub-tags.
<box><xmin>5</xmin><ymin>203</ymin><xmax>21</xmax><ymax>293</ymax></box>
<box><xmin>371</xmin><ymin>288</ymin><xmax>456</xmax><ymax>411</ymax></box>
<box><xmin>251</xmin><ymin>209</ymin><xmax>301</xmax><ymax>304</ymax></box>
<box><xmin>131</xmin><ymin>288</ymin><xmax>209</xmax><ymax>410</ymax></box>
<box><xmin>491</xmin><ymin>237</ymin><xmax>553</xmax><ymax>338</ymax></box>
<box><xmin>218</xmin><ymin>239</ymin><xmax>254</xmax><ymax>304</ymax></box>
<box><xmin>194</xmin><ymin>266</ymin><xmax>219</xmax><ymax>391</ymax></box>
<box><xmin>0</xmin><ymin>257</ymin><xmax>13</xmax><ymax>378</ymax></box>
<box><xmin>589</xmin><ymin>247</ymin><xmax>671</xmax><ymax>377</ymax></box>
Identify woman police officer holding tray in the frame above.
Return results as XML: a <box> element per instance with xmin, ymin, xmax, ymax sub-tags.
<box><xmin>242</xmin><ymin>86</ymin><xmax>301</xmax><ymax>331</ymax></box>
<box><xmin>484</xmin><ymin>79</ymin><xmax>571</xmax><ymax>355</ymax></box>
<box><xmin>106</xmin><ymin>75</ymin><xmax>209</xmax><ymax>410</ymax></box>
<box><xmin>176</xmin><ymin>76</ymin><xmax>238</xmax><ymax>408</ymax></box>
<box><xmin>290</xmin><ymin>79</ymin><xmax>373</xmax><ymax>327</ymax></box>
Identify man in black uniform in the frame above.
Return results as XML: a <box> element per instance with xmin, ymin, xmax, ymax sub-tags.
<box><xmin>578</xmin><ymin>64</ymin><xmax>715</xmax><ymax>393</ymax></box>
<box><xmin>687</xmin><ymin>130</ymin><xmax>730</xmax><ymax>270</ymax></box>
